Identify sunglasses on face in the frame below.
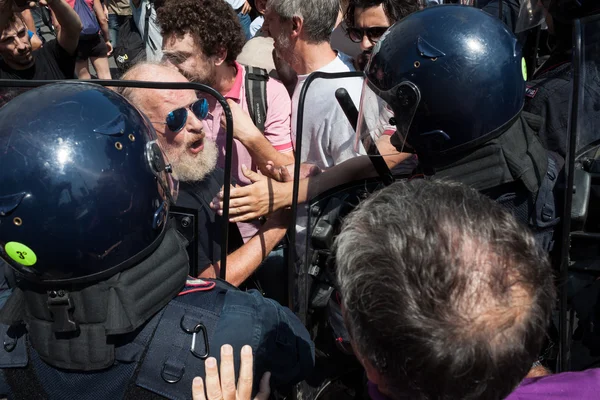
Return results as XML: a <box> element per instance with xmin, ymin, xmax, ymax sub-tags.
<box><xmin>346</xmin><ymin>26</ymin><xmax>389</xmax><ymax>44</ymax></box>
<box><xmin>165</xmin><ymin>97</ymin><xmax>210</xmax><ymax>133</ymax></box>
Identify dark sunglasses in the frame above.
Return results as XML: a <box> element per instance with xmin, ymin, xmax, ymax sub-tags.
<box><xmin>165</xmin><ymin>97</ymin><xmax>209</xmax><ymax>133</ymax></box>
<box><xmin>346</xmin><ymin>26</ymin><xmax>389</xmax><ymax>44</ymax></box>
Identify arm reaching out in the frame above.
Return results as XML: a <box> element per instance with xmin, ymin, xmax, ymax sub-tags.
<box><xmin>211</xmin><ymin>156</ymin><xmax>386</xmax><ymax>222</ymax></box>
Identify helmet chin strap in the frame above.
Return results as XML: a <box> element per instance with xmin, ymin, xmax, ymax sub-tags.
<box><xmin>0</xmin><ymin>227</ymin><xmax>190</xmax><ymax>371</ymax></box>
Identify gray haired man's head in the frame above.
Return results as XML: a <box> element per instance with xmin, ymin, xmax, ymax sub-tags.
<box><xmin>266</xmin><ymin>0</ymin><xmax>340</xmax><ymax>43</ymax></box>
<box><xmin>334</xmin><ymin>179</ymin><xmax>555</xmax><ymax>400</ymax></box>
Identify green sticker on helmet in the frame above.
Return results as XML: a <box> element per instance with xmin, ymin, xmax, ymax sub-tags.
<box><xmin>4</xmin><ymin>242</ymin><xmax>37</xmax><ymax>267</ymax></box>
<box><xmin>522</xmin><ymin>57</ymin><xmax>528</xmax><ymax>81</ymax></box>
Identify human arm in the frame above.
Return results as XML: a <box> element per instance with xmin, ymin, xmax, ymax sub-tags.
<box><xmin>199</xmin><ymin>208</ymin><xmax>289</xmax><ymax>287</ymax></box>
<box><xmin>221</xmin><ymin>99</ymin><xmax>294</xmax><ymax>175</ymax></box>
<box><xmin>92</xmin><ymin>0</ymin><xmax>112</xmax><ymax>55</ymax></box>
<box><xmin>212</xmin><ymin>156</ymin><xmax>384</xmax><ymax>222</ymax></box>
<box><xmin>20</xmin><ymin>9</ymin><xmax>35</xmax><ymax>30</ymax></box>
<box><xmin>48</xmin><ymin>0</ymin><xmax>83</xmax><ymax>55</ymax></box>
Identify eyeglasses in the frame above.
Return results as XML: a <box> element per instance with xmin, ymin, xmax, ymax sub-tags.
<box><xmin>165</xmin><ymin>98</ymin><xmax>210</xmax><ymax>133</ymax></box>
<box><xmin>346</xmin><ymin>26</ymin><xmax>389</xmax><ymax>44</ymax></box>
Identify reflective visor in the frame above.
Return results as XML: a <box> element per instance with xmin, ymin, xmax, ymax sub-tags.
<box><xmin>355</xmin><ymin>79</ymin><xmax>420</xmax><ymax>157</ymax></box>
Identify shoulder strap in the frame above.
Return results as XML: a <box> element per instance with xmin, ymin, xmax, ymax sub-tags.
<box><xmin>244</xmin><ymin>65</ymin><xmax>269</xmax><ymax>132</ymax></box>
<box><xmin>143</xmin><ymin>2</ymin><xmax>157</xmax><ymax>51</ymax></box>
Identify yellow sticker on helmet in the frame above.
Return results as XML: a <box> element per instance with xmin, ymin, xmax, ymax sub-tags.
<box><xmin>522</xmin><ymin>57</ymin><xmax>528</xmax><ymax>81</ymax></box>
<box><xmin>4</xmin><ymin>242</ymin><xmax>37</xmax><ymax>267</ymax></box>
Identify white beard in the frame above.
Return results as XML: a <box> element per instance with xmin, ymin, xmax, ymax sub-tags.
<box><xmin>167</xmin><ymin>139</ymin><xmax>218</xmax><ymax>182</ymax></box>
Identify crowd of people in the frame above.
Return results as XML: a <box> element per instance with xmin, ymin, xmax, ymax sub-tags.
<box><xmin>0</xmin><ymin>0</ymin><xmax>600</xmax><ymax>399</ymax></box>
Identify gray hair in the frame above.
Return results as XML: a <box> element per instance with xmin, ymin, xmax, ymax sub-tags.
<box><xmin>334</xmin><ymin>179</ymin><xmax>555</xmax><ymax>400</ymax></box>
<box><xmin>267</xmin><ymin>0</ymin><xmax>340</xmax><ymax>43</ymax></box>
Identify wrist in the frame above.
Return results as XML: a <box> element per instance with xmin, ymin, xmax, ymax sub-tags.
<box><xmin>281</xmin><ymin>181</ymin><xmax>293</xmax><ymax>209</ymax></box>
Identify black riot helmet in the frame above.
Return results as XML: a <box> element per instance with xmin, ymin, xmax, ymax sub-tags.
<box><xmin>357</xmin><ymin>5</ymin><xmax>527</xmax><ymax>167</ymax></box>
<box><xmin>0</xmin><ymin>82</ymin><xmax>178</xmax><ymax>284</ymax></box>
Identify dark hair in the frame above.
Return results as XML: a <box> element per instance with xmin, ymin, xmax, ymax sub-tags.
<box><xmin>334</xmin><ymin>179</ymin><xmax>556</xmax><ymax>400</ymax></box>
<box><xmin>157</xmin><ymin>0</ymin><xmax>245</xmax><ymax>63</ymax></box>
<box><xmin>344</xmin><ymin>0</ymin><xmax>420</xmax><ymax>28</ymax></box>
<box><xmin>2</xmin><ymin>12</ymin><xmax>26</xmax><ymax>34</ymax></box>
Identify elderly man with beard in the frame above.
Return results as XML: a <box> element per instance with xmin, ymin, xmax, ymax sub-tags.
<box><xmin>120</xmin><ymin>63</ymin><xmax>289</xmax><ymax>287</ymax></box>
<box><xmin>158</xmin><ymin>0</ymin><xmax>294</xmax><ymax>245</ymax></box>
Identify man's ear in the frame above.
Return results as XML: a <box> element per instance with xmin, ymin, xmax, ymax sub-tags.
<box><xmin>362</xmin><ymin>357</ymin><xmax>384</xmax><ymax>386</ymax></box>
<box><xmin>213</xmin><ymin>47</ymin><xmax>228</xmax><ymax>67</ymax></box>
<box><xmin>290</xmin><ymin>15</ymin><xmax>303</xmax><ymax>39</ymax></box>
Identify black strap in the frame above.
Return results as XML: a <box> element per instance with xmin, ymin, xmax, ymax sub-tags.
<box><xmin>143</xmin><ymin>2</ymin><xmax>157</xmax><ymax>51</ymax></box>
<box><xmin>244</xmin><ymin>65</ymin><xmax>269</xmax><ymax>132</ymax></box>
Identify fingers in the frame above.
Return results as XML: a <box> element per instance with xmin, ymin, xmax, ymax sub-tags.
<box><xmin>242</xmin><ymin>1</ymin><xmax>251</xmax><ymax>14</ymax></box>
<box><xmin>241</xmin><ymin>164</ymin><xmax>264</xmax><ymax>183</ymax></box>
<box><xmin>237</xmin><ymin>345</ymin><xmax>254</xmax><ymax>399</ymax></box>
<box><xmin>204</xmin><ymin>357</ymin><xmax>223</xmax><ymax>400</ymax></box>
<box><xmin>220</xmin><ymin>345</ymin><xmax>236</xmax><ymax>400</ymax></box>
<box><xmin>255</xmin><ymin>372</ymin><xmax>271</xmax><ymax>400</ymax></box>
<box><xmin>192</xmin><ymin>377</ymin><xmax>207</xmax><ymax>400</ymax></box>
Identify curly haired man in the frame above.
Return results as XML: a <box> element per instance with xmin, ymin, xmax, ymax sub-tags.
<box><xmin>157</xmin><ymin>0</ymin><xmax>294</xmax><ymax>301</ymax></box>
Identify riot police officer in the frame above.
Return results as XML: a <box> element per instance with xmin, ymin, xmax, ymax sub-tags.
<box><xmin>360</xmin><ymin>3</ymin><xmax>562</xmax><ymax>251</ymax></box>
<box><xmin>0</xmin><ymin>82</ymin><xmax>314</xmax><ymax>399</ymax></box>
<box><xmin>216</xmin><ymin>5</ymin><xmax>562</xmax><ymax>251</ymax></box>
<box><xmin>520</xmin><ymin>0</ymin><xmax>600</xmax><ymax>158</ymax></box>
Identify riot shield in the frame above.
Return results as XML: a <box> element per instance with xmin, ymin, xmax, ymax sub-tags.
<box><xmin>289</xmin><ymin>71</ymin><xmax>415</xmax><ymax>398</ymax></box>
<box><xmin>0</xmin><ymin>78</ymin><xmax>236</xmax><ymax>281</ymax></box>
<box><xmin>558</xmin><ymin>13</ymin><xmax>600</xmax><ymax>372</ymax></box>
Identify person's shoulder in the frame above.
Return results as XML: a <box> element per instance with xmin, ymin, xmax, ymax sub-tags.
<box><xmin>508</xmin><ymin>369</ymin><xmax>600</xmax><ymax>399</ymax></box>
<box><xmin>265</xmin><ymin>74</ymin><xmax>291</xmax><ymax>100</ymax></box>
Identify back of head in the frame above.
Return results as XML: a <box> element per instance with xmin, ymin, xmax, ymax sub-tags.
<box><xmin>0</xmin><ymin>82</ymin><xmax>176</xmax><ymax>284</ymax></box>
<box><xmin>334</xmin><ymin>179</ymin><xmax>555</xmax><ymax>400</ymax></box>
<box><xmin>267</xmin><ymin>0</ymin><xmax>340</xmax><ymax>43</ymax></box>
<box><xmin>364</xmin><ymin>6</ymin><xmax>525</xmax><ymax>159</ymax></box>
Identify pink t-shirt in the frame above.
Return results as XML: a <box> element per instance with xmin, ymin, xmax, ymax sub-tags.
<box><xmin>203</xmin><ymin>61</ymin><xmax>293</xmax><ymax>241</ymax></box>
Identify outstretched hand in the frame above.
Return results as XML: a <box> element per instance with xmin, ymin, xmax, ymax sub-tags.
<box><xmin>211</xmin><ymin>164</ymin><xmax>291</xmax><ymax>222</ymax></box>
<box><xmin>264</xmin><ymin>161</ymin><xmax>321</xmax><ymax>182</ymax></box>
<box><xmin>192</xmin><ymin>344</ymin><xmax>270</xmax><ymax>400</ymax></box>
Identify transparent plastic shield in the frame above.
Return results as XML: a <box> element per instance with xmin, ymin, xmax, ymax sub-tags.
<box><xmin>0</xmin><ymin>80</ymin><xmax>235</xmax><ymax>282</ymax></box>
<box><xmin>557</xmin><ymin>14</ymin><xmax>600</xmax><ymax>371</ymax></box>
<box><xmin>289</xmin><ymin>71</ymin><xmax>365</xmax><ymax>322</ymax></box>
<box><xmin>516</xmin><ymin>0</ymin><xmax>549</xmax><ymax>33</ymax></box>
<box><xmin>573</xmin><ymin>17</ymin><xmax>600</xmax><ymax>157</ymax></box>
<box><xmin>355</xmin><ymin>80</ymin><xmax>420</xmax><ymax>157</ymax></box>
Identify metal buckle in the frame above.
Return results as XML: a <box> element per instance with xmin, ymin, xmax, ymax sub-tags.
<box><xmin>180</xmin><ymin>316</ymin><xmax>210</xmax><ymax>359</ymax></box>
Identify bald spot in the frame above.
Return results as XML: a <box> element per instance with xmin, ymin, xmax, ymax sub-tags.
<box><xmin>120</xmin><ymin>63</ymin><xmax>193</xmax><ymax>118</ymax></box>
<box><xmin>445</xmin><ymin>227</ymin><xmax>534</xmax><ymax>352</ymax></box>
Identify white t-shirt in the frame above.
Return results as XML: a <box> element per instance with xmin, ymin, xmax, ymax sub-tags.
<box><xmin>291</xmin><ymin>52</ymin><xmax>365</xmax><ymax>169</ymax></box>
<box><xmin>249</xmin><ymin>16</ymin><xmax>264</xmax><ymax>38</ymax></box>
<box><xmin>130</xmin><ymin>0</ymin><xmax>163</xmax><ymax>62</ymax></box>
<box><xmin>292</xmin><ymin>52</ymin><xmax>365</xmax><ymax>261</ymax></box>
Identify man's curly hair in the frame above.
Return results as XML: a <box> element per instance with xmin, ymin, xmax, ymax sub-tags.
<box><xmin>157</xmin><ymin>0</ymin><xmax>245</xmax><ymax>63</ymax></box>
